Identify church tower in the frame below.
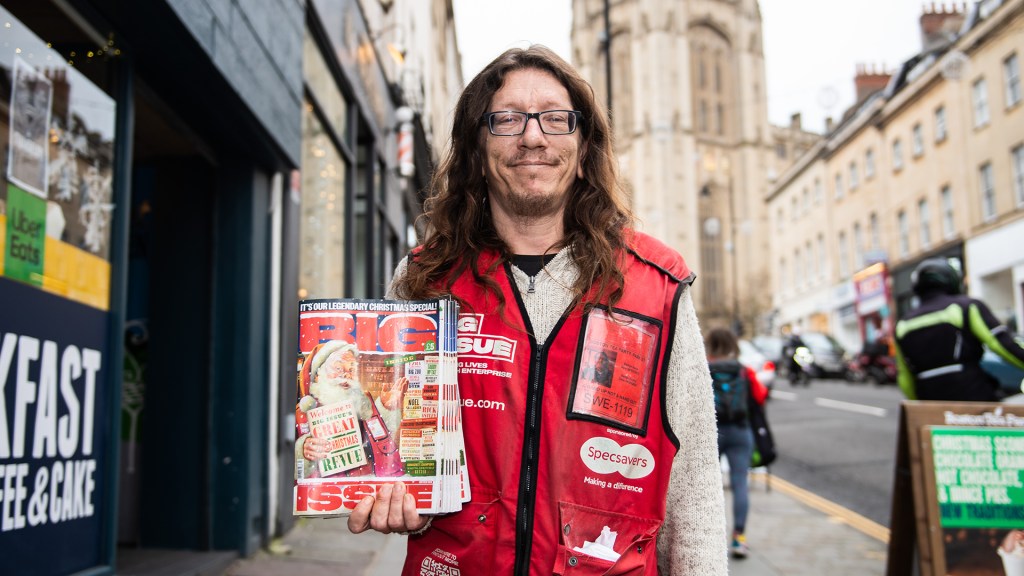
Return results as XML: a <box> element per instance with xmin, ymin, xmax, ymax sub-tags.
<box><xmin>572</xmin><ymin>0</ymin><xmax>775</xmax><ymax>332</ymax></box>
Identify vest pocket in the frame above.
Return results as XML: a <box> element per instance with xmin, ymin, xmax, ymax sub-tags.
<box><xmin>552</xmin><ymin>501</ymin><xmax>660</xmax><ymax>575</ymax></box>
<box><xmin>416</xmin><ymin>487</ymin><xmax>501</xmax><ymax>569</ymax></box>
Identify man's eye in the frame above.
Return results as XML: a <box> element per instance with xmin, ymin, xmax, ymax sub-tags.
<box><xmin>495</xmin><ymin>114</ymin><xmax>520</xmax><ymax>124</ymax></box>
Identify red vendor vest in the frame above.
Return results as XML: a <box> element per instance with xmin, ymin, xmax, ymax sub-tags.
<box><xmin>402</xmin><ymin>232</ymin><xmax>693</xmax><ymax>576</ymax></box>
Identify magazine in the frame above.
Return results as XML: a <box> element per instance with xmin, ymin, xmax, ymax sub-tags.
<box><xmin>293</xmin><ymin>296</ymin><xmax>468</xmax><ymax>517</ymax></box>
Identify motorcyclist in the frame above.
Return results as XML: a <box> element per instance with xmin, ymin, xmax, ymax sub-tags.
<box><xmin>781</xmin><ymin>330</ymin><xmax>808</xmax><ymax>384</ymax></box>
<box><xmin>894</xmin><ymin>258</ymin><xmax>1024</xmax><ymax>401</ymax></box>
<box><xmin>857</xmin><ymin>332</ymin><xmax>895</xmax><ymax>384</ymax></box>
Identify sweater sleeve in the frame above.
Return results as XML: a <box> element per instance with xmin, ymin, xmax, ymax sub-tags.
<box><xmin>385</xmin><ymin>256</ymin><xmax>410</xmax><ymax>299</ymax></box>
<box><xmin>656</xmin><ymin>287</ymin><xmax>729</xmax><ymax>575</ymax></box>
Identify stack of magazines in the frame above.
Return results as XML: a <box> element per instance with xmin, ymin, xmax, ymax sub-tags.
<box><xmin>293</xmin><ymin>296</ymin><xmax>468</xmax><ymax>516</ymax></box>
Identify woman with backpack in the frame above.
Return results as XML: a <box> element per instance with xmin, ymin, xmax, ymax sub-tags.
<box><xmin>706</xmin><ymin>328</ymin><xmax>769</xmax><ymax>559</ymax></box>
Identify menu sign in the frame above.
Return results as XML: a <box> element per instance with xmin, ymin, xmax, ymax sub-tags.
<box><xmin>930</xmin><ymin>427</ymin><xmax>1024</xmax><ymax>529</ymax></box>
<box><xmin>887</xmin><ymin>402</ymin><xmax>1024</xmax><ymax>576</ymax></box>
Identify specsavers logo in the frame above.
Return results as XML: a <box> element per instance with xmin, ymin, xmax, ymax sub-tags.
<box><xmin>580</xmin><ymin>437</ymin><xmax>655</xmax><ymax>479</ymax></box>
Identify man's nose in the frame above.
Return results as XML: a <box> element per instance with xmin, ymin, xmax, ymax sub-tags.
<box><xmin>520</xmin><ymin>115</ymin><xmax>547</xmax><ymax>142</ymax></box>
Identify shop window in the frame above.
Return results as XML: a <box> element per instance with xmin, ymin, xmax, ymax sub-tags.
<box><xmin>298</xmin><ymin>101</ymin><xmax>346</xmax><ymax>299</ymax></box>
<box><xmin>0</xmin><ymin>3</ymin><xmax>117</xmax><ymax>311</ymax></box>
<box><xmin>304</xmin><ymin>35</ymin><xmax>350</xmax><ymax>146</ymax></box>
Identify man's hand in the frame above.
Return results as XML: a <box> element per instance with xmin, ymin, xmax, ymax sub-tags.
<box><xmin>347</xmin><ymin>481</ymin><xmax>430</xmax><ymax>535</ymax></box>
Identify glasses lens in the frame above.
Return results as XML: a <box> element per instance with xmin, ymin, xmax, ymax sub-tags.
<box><xmin>489</xmin><ymin>112</ymin><xmax>526</xmax><ymax>135</ymax></box>
<box><xmin>539</xmin><ymin>111</ymin><xmax>576</xmax><ymax>134</ymax></box>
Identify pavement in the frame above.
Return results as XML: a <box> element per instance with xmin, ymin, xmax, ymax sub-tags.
<box><xmin>221</xmin><ymin>469</ymin><xmax>889</xmax><ymax>575</ymax></box>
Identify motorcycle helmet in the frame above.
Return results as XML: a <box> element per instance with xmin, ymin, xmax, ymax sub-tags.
<box><xmin>911</xmin><ymin>258</ymin><xmax>962</xmax><ymax>296</ymax></box>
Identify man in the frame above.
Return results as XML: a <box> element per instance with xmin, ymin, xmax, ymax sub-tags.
<box><xmin>895</xmin><ymin>258</ymin><xmax>1024</xmax><ymax>401</ymax></box>
<box><xmin>347</xmin><ymin>46</ymin><xmax>727</xmax><ymax>575</ymax></box>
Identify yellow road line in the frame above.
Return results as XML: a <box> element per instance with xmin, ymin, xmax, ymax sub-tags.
<box><xmin>751</xmin><ymin>473</ymin><xmax>891</xmax><ymax>543</ymax></box>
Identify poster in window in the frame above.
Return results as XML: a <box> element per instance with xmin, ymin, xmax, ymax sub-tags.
<box><xmin>7</xmin><ymin>56</ymin><xmax>52</xmax><ymax>198</ymax></box>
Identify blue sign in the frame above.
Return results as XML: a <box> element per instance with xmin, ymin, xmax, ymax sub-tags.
<box><xmin>0</xmin><ymin>277</ymin><xmax>110</xmax><ymax>575</ymax></box>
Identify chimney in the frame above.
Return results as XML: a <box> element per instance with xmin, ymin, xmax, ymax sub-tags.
<box><xmin>854</xmin><ymin>63</ymin><xmax>891</xmax><ymax>103</ymax></box>
<box><xmin>790</xmin><ymin>112</ymin><xmax>802</xmax><ymax>130</ymax></box>
<box><xmin>825</xmin><ymin>116</ymin><xmax>834</xmax><ymax>133</ymax></box>
<box><xmin>920</xmin><ymin>3</ymin><xmax>966</xmax><ymax>52</ymax></box>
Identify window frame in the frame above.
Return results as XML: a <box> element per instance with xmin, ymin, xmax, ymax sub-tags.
<box><xmin>1005</xmin><ymin>52</ymin><xmax>1021</xmax><ymax>108</ymax></box>
<box><xmin>935</xmin><ymin>105</ymin><xmax>947</xmax><ymax>143</ymax></box>
<box><xmin>973</xmin><ymin>77</ymin><xmax>990</xmax><ymax>128</ymax></box>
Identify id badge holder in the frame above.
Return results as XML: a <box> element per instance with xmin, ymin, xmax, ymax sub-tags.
<box><xmin>567</xmin><ymin>307</ymin><xmax>662</xmax><ymax>435</ymax></box>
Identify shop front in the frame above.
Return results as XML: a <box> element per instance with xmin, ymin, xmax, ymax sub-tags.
<box><xmin>853</xmin><ymin>262</ymin><xmax>895</xmax><ymax>352</ymax></box>
<box><xmin>0</xmin><ymin>1</ymin><xmax>303</xmax><ymax>574</ymax></box>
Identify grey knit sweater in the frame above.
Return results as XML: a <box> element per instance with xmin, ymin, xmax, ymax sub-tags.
<box><xmin>390</xmin><ymin>249</ymin><xmax>728</xmax><ymax>574</ymax></box>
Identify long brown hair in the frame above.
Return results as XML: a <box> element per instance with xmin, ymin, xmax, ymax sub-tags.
<box><xmin>392</xmin><ymin>45</ymin><xmax>634</xmax><ymax>314</ymax></box>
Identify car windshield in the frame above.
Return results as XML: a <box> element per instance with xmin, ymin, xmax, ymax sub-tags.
<box><xmin>801</xmin><ymin>332</ymin><xmax>843</xmax><ymax>353</ymax></box>
<box><xmin>752</xmin><ymin>336</ymin><xmax>783</xmax><ymax>358</ymax></box>
<box><xmin>738</xmin><ymin>340</ymin><xmax>763</xmax><ymax>359</ymax></box>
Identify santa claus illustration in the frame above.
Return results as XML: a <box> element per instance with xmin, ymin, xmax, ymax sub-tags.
<box><xmin>297</xmin><ymin>340</ymin><xmax>408</xmax><ymax>478</ymax></box>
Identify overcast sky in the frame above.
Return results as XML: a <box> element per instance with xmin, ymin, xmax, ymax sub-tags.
<box><xmin>452</xmin><ymin>0</ymin><xmax>928</xmax><ymax>133</ymax></box>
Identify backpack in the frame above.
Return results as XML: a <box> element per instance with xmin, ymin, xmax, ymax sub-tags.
<box><xmin>709</xmin><ymin>360</ymin><xmax>750</xmax><ymax>424</ymax></box>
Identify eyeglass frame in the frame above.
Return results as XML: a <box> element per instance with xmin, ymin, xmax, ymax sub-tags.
<box><xmin>480</xmin><ymin>110</ymin><xmax>583</xmax><ymax>136</ymax></box>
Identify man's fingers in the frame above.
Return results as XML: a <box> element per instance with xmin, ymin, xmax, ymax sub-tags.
<box><xmin>369</xmin><ymin>484</ymin><xmax>394</xmax><ymax>532</ymax></box>
<box><xmin>347</xmin><ymin>495</ymin><xmax>374</xmax><ymax>533</ymax></box>
<box><xmin>388</xmin><ymin>482</ymin><xmax>408</xmax><ymax>529</ymax></box>
<box><xmin>403</xmin><ymin>492</ymin><xmax>428</xmax><ymax>531</ymax></box>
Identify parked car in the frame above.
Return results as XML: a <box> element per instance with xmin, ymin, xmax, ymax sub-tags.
<box><xmin>739</xmin><ymin>339</ymin><xmax>776</xmax><ymax>389</ymax></box>
<box><xmin>981</xmin><ymin>349</ymin><xmax>1024</xmax><ymax>397</ymax></box>
<box><xmin>751</xmin><ymin>335</ymin><xmax>785</xmax><ymax>366</ymax></box>
<box><xmin>797</xmin><ymin>332</ymin><xmax>851</xmax><ymax>379</ymax></box>
<box><xmin>752</xmin><ymin>332</ymin><xmax>849</xmax><ymax>380</ymax></box>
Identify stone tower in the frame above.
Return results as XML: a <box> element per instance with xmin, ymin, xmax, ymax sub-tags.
<box><xmin>572</xmin><ymin>0</ymin><xmax>776</xmax><ymax>333</ymax></box>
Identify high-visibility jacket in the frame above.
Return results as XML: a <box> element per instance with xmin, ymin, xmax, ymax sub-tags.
<box><xmin>402</xmin><ymin>232</ymin><xmax>693</xmax><ymax>576</ymax></box>
<box><xmin>895</xmin><ymin>292</ymin><xmax>1024</xmax><ymax>401</ymax></box>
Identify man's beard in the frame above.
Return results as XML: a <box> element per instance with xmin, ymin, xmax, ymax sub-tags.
<box><xmin>502</xmin><ymin>187</ymin><xmax>565</xmax><ymax>219</ymax></box>
<box><xmin>310</xmin><ymin>377</ymin><xmax>372</xmax><ymax>420</ymax></box>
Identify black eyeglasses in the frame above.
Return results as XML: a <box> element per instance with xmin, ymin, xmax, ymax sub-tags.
<box><xmin>482</xmin><ymin>110</ymin><xmax>582</xmax><ymax>136</ymax></box>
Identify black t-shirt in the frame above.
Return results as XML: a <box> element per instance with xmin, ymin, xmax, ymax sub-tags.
<box><xmin>511</xmin><ymin>253</ymin><xmax>557</xmax><ymax>277</ymax></box>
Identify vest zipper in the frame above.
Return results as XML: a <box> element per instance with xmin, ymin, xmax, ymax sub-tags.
<box><xmin>514</xmin><ymin>347</ymin><xmax>544</xmax><ymax>575</ymax></box>
<box><xmin>527</xmin><ymin>274</ymin><xmax>536</xmax><ymax>294</ymax></box>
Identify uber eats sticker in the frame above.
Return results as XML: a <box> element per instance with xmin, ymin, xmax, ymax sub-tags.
<box><xmin>4</xmin><ymin>183</ymin><xmax>46</xmax><ymax>286</ymax></box>
<box><xmin>931</xmin><ymin>427</ymin><xmax>1024</xmax><ymax>528</ymax></box>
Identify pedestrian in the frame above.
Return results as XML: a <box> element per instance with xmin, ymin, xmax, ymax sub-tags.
<box><xmin>705</xmin><ymin>327</ymin><xmax>769</xmax><ymax>559</ymax></box>
<box><xmin>346</xmin><ymin>45</ymin><xmax>728</xmax><ymax>575</ymax></box>
<box><xmin>895</xmin><ymin>258</ymin><xmax>1024</xmax><ymax>401</ymax></box>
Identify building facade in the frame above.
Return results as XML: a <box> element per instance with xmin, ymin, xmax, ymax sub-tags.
<box><xmin>0</xmin><ymin>0</ymin><xmax>459</xmax><ymax>574</ymax></box>
<box><xmin>570</xmin><ymin>0</ymin><xmax>814</xmax><ymax>334</ymax></box>
<box><xmin>767</xmin><ymin>0</ymin><xmax>1024</xmax><ymax>351</ymax></box>
<box><xmin>0</xmin><ymin>0</ymin><xmax>304</xmax><ymax>573</ymax></box>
